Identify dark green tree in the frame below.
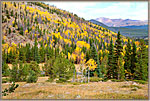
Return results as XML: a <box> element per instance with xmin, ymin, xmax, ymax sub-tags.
<box><xmin>19</xmin><ymin>26</ymin><xmax>24</xmax><ymax>35</ymax></box>
<box><xmin>29</xmin><ymin>61</ymin><xmax>40</xmax><ymax>76</ymax></box>
<box><xmin>135</xmin><ymin>39</ymin><xmax>148</xmax><ymax>81</ymax></box>
<box><xmin>90</xmin><ymin>43</ymin><xmax>97</xmax><ymax>62</ymax></box>
<box><xmin>114</xmin><ymin>31</ymin><xmax>124</xmax><ymax>80</ymax></box>
<box><xmin>39</xmin><ymin>41</ymin><xmax>45</xmax><ymax>62</ymax></box>
<box><xmin>131</xmin><ymin>40</ymin><xmax>137</xmax><ymax>79</ymax></box>
<box><xmin>53</xmin><ymin>54</ymin><xmax>75</xmax><ymax>82</ymax></box>
<box><xmin>43</xmin><ymin>56</ymin><xmax>56</xmax><ymax>82</ymax></box>
<box><xmin>34</xmin><ymin>37</ymin><xmax>40</xmax><ymax>63</ymax></box>
<box><xmin>106</xmin><ymin>37</ymin><xmax>115</xmax><ymax>79</ymax></box>
<box><xmin>26</xmin><ymin>70</ymin><xmax>38</xmax><ymax>83</ymax></box>
<box><xmin>10</xmin><ymin>60</ymin><xmax>19</xmax><ymax>82</ymax></box>
<box><xmin>124</xmin><ymin>38</ymin><xmax>132</xmax><ymax>79</ymax></box>
<box><xmin>18</xmin><ymin>61</ymin><xmax>29</xmax><ymax>81</ymax></box>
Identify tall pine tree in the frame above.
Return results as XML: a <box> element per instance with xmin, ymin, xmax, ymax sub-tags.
<box><xmin>106</xmin><ymin>37</ymin><xmax>114</xmax><ymax>79</ymax></box>
<box><xmin>124</xmin><ymin>38</ymin><xmax>132</xmax><ymax>79</ymax></box>
<box><xmin>114</xmin><ymin>31</ymin><xmax>124</xmax><ymax>80</ymax></box>
<box><xmin>34</xmin><ymin>37</ymin><xmax>40</xmax><ymax>63</ymax></box>
<box><xmin>131</xmin><ymin>40</ymin><xmax>137</xmax><ymax>79</ymax></box>
<box><xmin>135</xmin><ymin>39</ymin><xmax>148</xmax><ymax>81</ymax></box>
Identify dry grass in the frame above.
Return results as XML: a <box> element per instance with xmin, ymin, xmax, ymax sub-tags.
<box><xmin>2</xmin><ymin>77</ymin><xmax>148</xmax><ymax>99</ymax></box>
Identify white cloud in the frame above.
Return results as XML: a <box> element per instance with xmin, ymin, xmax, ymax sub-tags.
<box><xmin>44</xmin><ymin>2</ymin><xmax>148</xmax><ymax>20</ymax></box>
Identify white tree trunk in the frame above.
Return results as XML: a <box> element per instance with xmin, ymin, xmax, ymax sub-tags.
<box><xmin>88</xmin><ymin>69</ymin><xmax>90</xmax><ymax>83</ymax></box>
<box><xmin>81</xmin><ymin>64</ymin><xmax>83</xmax><ymax>83</ymax></box>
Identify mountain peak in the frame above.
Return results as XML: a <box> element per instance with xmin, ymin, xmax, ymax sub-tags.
<box><xmin>95</xmin><ymin>17</ymin><xmax>148</xmax><ymax>27</ymax></box>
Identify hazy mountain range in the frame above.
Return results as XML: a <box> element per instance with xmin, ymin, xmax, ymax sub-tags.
<box><xmin>89</xmin><ymin>18</ymin><xmax>148</xmax><ymax>38</ymax></box>
<box><xmin>95</xmin><ymin>17</ymin><xmax>148</xmax><ymax>27</ymax></box>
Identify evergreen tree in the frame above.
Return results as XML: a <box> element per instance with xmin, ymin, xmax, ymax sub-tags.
<box><xmin>14</xmin><ymin>2</ymin><xmax>16</xmax><ymax>7</ymax></box>
<box><xmin>106</xmin><ymin>37</ymin><xmax>114</xmax><ymax>79</ymax></box>
<box><xmin>90</xmin><ymin>43</ymin><xmax>97</xmax><ymax>62</ymax></box>
<box><xmin>135</xmin><ymin>39</ymin><xmax>148</xmax><ymax>80</ymax></box>
<box><xmin>19</xmin><ymin>45</ymin><xmax>26</xmax><ymax>62</ymax></box>
<box><xmin>29</xmin><ymin>61</ymin><xmax>40</xmax><ymax>76</ymax></box>
<box><xmin>39</xmin><ymin>41</ymin><xmax>45</xmax><ymax>62</ymax></box>
<box><xmin>95</xmin><ymin>49</ymin><xmax>102</xmax><ymax>78</ymax></box>
<box><xmin>25</xmin><ymin>43</ymin><xmax>31</xmax><ymax>62</ymax></box>
<box><xmin>131</xmin><ymin>40</ymin><xmax>137</xmax><ymax>79</ymax></box>
<box><xmin>26</xmin><ymin>70</ymin><xmax>38</xmax><ymax>83</ymax></box>
<box><xmin>118</xmin><ymin>57</ymin><xmax>125</xmax><ymax>80</ymax></box>
<box><xmin>43</xmin><ymin>57</ymin><xmax>56</xmax><ymax>81</ymax></box>
<box><xmin>18</xmin><ymin>61</ymin><xmax>29</xmax><ymax>81</ymax></box>
<box><xmin>9</xmin><ymin>28</ymin><xmax>11</xmax><ymax>34</ymax></box>
<box><xmin>19</xmin><ymin>26</ymin><xmax>24</xmax><ymax>35</ymax></box>
<box><xmin>27</xmin><ymin>19</ymin><xmax>30</xmax><ymax>32</ymax></box>
<box><xmin>5</xmin><ymin>3</ymin><xmax>7</xmax><ymax>8</ymax></box>
<box><xmin>2</xmin><ymin>61</ymin><xmax>10</xmax><ymax>77</ymax></box>
<box><xmin>100</xmin><ymin>55</ymin><xmax>108</xmax><ymax>78</ymax></box>
<box><xmin>10</xmin><ymin>60</ymin><xmax>19</xmax><ymax>82</ymax></box>
<box><xmin>124</xmin><ymin>38</ymin><xmax>132</xmax><ymax>79</ymax></box>
<box><xmin>2</xmin><ymin>49</ymin><xmax>7</xmax><ymax>63</ymax></box>
<box><xmin>85</xmin><ymin>50</ymin><xmax>90</xmax><ymax>62</ymax></box>
<box><xmin>114</xmin><ymin>31</ymin><xmax>123</xmax><ymax>79</ymax></box>
<box><xmin>53</xmin><ymin>54</ymin><xmax>75</xmax><ymax>82</ymax></box>
<box><xmin>11</xmin><ymin>10</ymin><xmax>13</xmax><ymax>16</ymax></box>
<box><xmin>34</xmin><ymin>37</ymin><xmax>40</xmax><ymax>63</ymax></box>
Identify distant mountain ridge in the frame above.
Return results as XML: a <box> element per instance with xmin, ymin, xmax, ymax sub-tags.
<box><xmin>89</xmin><ymin>19</ymin><xmax>148</xmax><ymax>38</ymax></box>
<box><xmin>95</xmin><ymin>17</ymin><xmax>148</xmax><ymax>27</ymax></box>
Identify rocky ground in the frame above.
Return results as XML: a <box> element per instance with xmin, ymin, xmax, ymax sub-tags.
<box><xmin>2</xmin><ymin>77</ymin><xmax>148</xmax><ymax>99</ymax></box>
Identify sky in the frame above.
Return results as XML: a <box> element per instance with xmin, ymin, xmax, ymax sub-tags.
<box><xmin>44</xmin><ymin>1</ymin><xmax>148</xmax><ymax>21</ymax></box>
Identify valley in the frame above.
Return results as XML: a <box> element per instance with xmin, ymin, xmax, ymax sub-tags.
<box><xmin>1</xmin><ymin>2</ymin><xmax>148</xmax><ymax>99</ymax></box>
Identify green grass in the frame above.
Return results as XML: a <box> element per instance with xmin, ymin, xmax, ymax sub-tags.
<box><xmin>121</xmin><ymin>85</ymin><xmax>142</xmax><ymax>89</ymax></box>
<box><xmin>90</xmin><ymin>77</ymin><xmax>103</xmax><ymax>82</ymax></box>
<box><xmin>133</xmin><ymin>80</ymin><xmax>148</xmax><ymax>84</ymax></box>
<box><xmin>70</xmin><ymin>82</ymin><xmax>87</xmax><ymax>85</ymax></box>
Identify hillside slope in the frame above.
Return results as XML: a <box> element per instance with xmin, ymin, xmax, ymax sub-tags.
<box><xmin>3</xmin><ymin>2</ymin><xmax>145</xmax><ymax>67</ymax></box>
<box><xmin>2</xmin><ymin>2</ymin><xmax>130</xmax><ymax>49</ymax></box>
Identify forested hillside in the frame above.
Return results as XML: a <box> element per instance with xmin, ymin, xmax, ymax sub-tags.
<box><xmin>2</xmin><ymin>2</ymin><xmax>148</xmax><ymax>84</ymax></box>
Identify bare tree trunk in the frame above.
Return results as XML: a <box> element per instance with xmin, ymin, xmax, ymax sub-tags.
<box><xmin>85</xmin><ymin>69</ymin><xmax>87</xmax><ymax>83</ymax></box>
<box><xmin>72</xmin><ymin>68</ymin><xmax>75</xmax><ymax>82</ymax></box>
<box><xmin>81</xmin><ymin>64</ymin><xmax>83</xmax><ymax>83</ymax></box>
<box><xmin>88</xmin><ymin>69</ymin><xmax>90</xmax><ymax>83</ymax></box>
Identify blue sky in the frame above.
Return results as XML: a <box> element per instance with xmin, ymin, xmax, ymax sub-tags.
<box><xmin>44</xmin><ymin>2</ymin><xmax>148</xmax><ymax>20</ymax></box>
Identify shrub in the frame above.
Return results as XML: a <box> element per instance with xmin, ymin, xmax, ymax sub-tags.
<box><xmin>90</xmin><ymin>77</ymin><xmax>103</xmax><ymax>82</ymax></box>
<box><xmin>2</xmin><ymin>78</ymin><xmax>10</xmax><ymax>83</ymax></box>
<box><xmin>110</xmin><ymin>79</ymin><xmax>124</xmax><ymax>82</ymax></box>
<box><xmin>10</xmin><ymin>61</ymin><xmax>29</xmax><ymax>82</ymax></box>
<box><xmin>18</xmin><ymin>62</ymin><xmax>29</xmax><ymax>81</ymax></box>
<box><xmin>42</xmin><ymin>56</ymin><xmax>56</xmax><ymax>80</ymax></box>
<box><xmin>29</xmin><ymin>61</ymin><xmax>40</xmax><ymax>76</ymax></box>
<box><xmin>121</xmin><ymin>85</ymin><xmax>142</xmax><ymax>89</ymax></box>
<box><xmin>26</xmin><ymin>70</ymin><xmax>38</xmax><ymax>83</ymax></box>
<box><xmin>47</xmin><ymin>78</ymin><xmax>54</xmax><ymax>82</ymax></box>
<box><xmin>71</xmin><ymin>82</ymin><xmax>82</xmax><ymax>85</ymax></box>
<box><xmin>133</xmin><ymin>80</ymin><xmax>148</xmax><ymax>84</ymax></box>
<box><xmin>2</xmin><ymin>62</ymin><xmax>10</xmax><ymax>77</ymax></box>
<box><xmin>2</xmin><ymin>82</ymin><xmax>19</xmax><ymax>96</ymax></box>
<box><xmin>56</xmin><ymin>80</ymin><xmax>64</xmax><ymax>83</ymax></box>
<box><xmin>9</xmin><ymin>61</ymin><xmax>19</xmax><ymax>82</ymax></box>
<box><xmin>53</xmin><ymin>54</ymin><xmax>75</xmax><ymax>82</ymax></box>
